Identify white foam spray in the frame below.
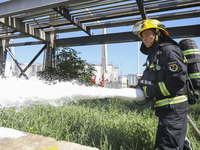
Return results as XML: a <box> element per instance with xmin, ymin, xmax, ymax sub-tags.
<box><xmin>0</xmin><ymin>77</ymin><xmax>145</xmax><ymax>108</ymax></box>
<box><xmin>0</xmin><ymin>127</ymin><xmax>27</xmax><ymax>140</ymax></box>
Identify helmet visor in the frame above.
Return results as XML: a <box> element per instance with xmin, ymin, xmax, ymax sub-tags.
<box><xmin>132</xmin><ymin>20</ymin><xmax>144</xmax><ymax>35</ymax></box>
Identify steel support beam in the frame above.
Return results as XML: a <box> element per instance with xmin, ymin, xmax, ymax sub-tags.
<box><xmin>6</xmin><ymin>47</ymin><xmax>29</xmax><ymax>80</ymax></box>
<box><xmin>55</xmin><ymin>32</ymin><xmax>139</xmax><ymax>47</ymax></box>
<box><xmin>53</xmin><ymin>7</ymin><xmax>92</xmax><ymax>36</ymax></box>
<box><xmin>0</xmin><ymin>0</ymin><xmax>70</xmax><ymax>18</ymax></box>
<box><xmin>136</xmin><ymin>0</ymin><xmax>147</xmax><ymax>20</ymax></box>
<box><xmin>0</xmin><ymin>39</ymin><xmax>7</xmax><ymax>77</ymax></box>
<box><xmin>45</xmin><ymin>30</ymin><xmax>56</xmax><ymax>68</ymax></box>
<box><xmin>1</xmin><ymin>9</ymin><xmax>199</xmax><ymax>40</ymax></box>
<box><xmin>54</xmin><ymin>25</ymin><xmax>200</xmax><ymax>47</ymax></box>
<box><xmin>6</xmin><ymin>25</ymin><xmax>200</xmax><ymax>47</ymax></box>
<box><xmin>18</xmin><ymin>44</ymin><xmax>47</xmax><ymax>78</ymax></box>
<box><xmin>73</xmin><ymin>0</ymin><xmax>200</xmax><ymax>23</ymax></box>
<box><xmin>0</xmin><ymin>17</ymin><xmax>50</xmax><ymax>42</ymax></box>
<box><xmin>0</xmin><ymin>0</ymin><xmax>107</xmax><ymax>18</ymax></box>
<box><xmin>0</xmin><ymin>34</ymin><xmax>26</xmax><ymax>39</ymax></box>
<box><xmin>30</xmin><ymin>9</ymin><xmax>200</xmax><ymax>32</ymax></box>
<box><xmin>6</xmin><ymin>41</ymin><xmax>45</xmax><ymax>47</ymax></box>
<box><xmin>83</xmin><ymin>9</ymin><xmax>200</xmax><ymax>30</ymax></box>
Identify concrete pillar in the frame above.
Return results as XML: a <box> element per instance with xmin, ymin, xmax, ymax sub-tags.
<box><xmin>0</xmin><ymin>39</ymin><xmax>8</xmax><ymax>77</ymax></box>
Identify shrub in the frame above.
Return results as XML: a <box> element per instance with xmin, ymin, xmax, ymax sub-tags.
<box><xmin>37</xmin><ymin>46</ymin><xmax>95</xmax><ymax>85</ymax></box>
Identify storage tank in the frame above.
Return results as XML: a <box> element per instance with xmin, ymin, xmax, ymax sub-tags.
<box><xmin>119</xmin><ymin>75</ymin><xmax>128</xmax><ymax>88</ymax></box>
<box><xmin>5</xmin><ymin>60</ymin><xmax>12</xmax><ymax>77</ymax></box>
<box><xmin>91</xmin><ymin>64</ymin><xmax>119</xmax><ymax>86</ymax></box>
<box><xmin>106</xmin><ymin>64</ymin><xmax>113</xmax><ymax>81</ymax></box>
<box><xmin>112</xmin><ymin>66</ymin><xmax>118</xmax><ymax>82</ymax></box>
<box><xmin>31</xmin><ymin>64</ymin><xmax>37</xmax><ymax>76</ymax></box>
<box><xmin>37</xmin><ymin>64</ymin><xmax>43</xmax><ymax>72</ymax></box>
<box><xmin>92</xmin><ymin>64</ymin><xmax>102</xmax><ymax>84</ymax></box>
<box><xmin>128</xmin><ymin>74</ymin><xmax>138</xmax><ymax>87</ymax></box>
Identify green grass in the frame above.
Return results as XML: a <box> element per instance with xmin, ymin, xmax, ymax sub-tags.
<box><xmin>0</xmin><ymin>98</ymin><xmax>199</xmax><ymax>150</ymax></box>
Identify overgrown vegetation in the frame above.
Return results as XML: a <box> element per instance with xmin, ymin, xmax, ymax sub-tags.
<box><xmin>37</xmin><ymin>46</ymin><xmax>95</xmax><ymax>85</ymax></box>
<box><xmin>0</xmin><ymin>99</ymin><xmax>200</xmax><ymax>150</ymax></box>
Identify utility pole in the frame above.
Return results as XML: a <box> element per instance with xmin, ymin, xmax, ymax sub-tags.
<box><xmin>85</xmin><ymin>8</ymin><xmax>108</xmax><ymax>80</ymax></box>
<box><xmin>101</xmin><ymin>28</ymin><xmax>108</xmax><ymax>79</ymax></box>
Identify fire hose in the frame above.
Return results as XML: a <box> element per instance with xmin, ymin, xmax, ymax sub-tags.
<box><xmin>187</xmin><ymin>114</ymin><xmax>200</xmax><ymax>139</ymax></box>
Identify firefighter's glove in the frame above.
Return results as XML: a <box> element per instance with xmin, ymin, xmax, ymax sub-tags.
<box><xmin>138</xmin><ymin>83</ymin><xmax>149</xmax><ymax>98</ymax></box>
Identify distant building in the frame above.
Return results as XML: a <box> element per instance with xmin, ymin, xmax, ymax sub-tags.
<box><xmin>91</xmin><ymin>64</ymin><xmax>119</xmax><ymax>84</ymax></box>
<box><xmin>6</xmin><ymin>61</ymin><xmax>142</xmax><ymax>89</ymax></box>
<box><xmin>127</xmin><ymin>73</ymin><xmax>142</xmax><ymax>87</ymax></box>
<box><xmin>5</xmin><ymin>61</ymin><xmax>120</xmax><ymax>85</ymax></box>
<box><xmin>5</xmin><ymin>60</ymin><xmax>43</xmax><ymax>79</ymax></box>
<box><xmin>118</xmin><ymin>75</ymin><xmax>128</xmax><ymax>88</ymax></box>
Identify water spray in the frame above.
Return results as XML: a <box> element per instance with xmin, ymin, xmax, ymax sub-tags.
<box><xmin>0</xmin><ymin>77</ymin><xmax>145</xmax><ymax>108</ymax></box>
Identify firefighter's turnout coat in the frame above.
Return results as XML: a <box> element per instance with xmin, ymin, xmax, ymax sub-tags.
<box><xmin>138</xmin><ymin>36</ymin><xmax>190</xmax><ymax>149</ymax></box>
<box><xmin>138</xmin><ymin>36</ymin><xmax>188</xmax><ymax>109</ymax></box>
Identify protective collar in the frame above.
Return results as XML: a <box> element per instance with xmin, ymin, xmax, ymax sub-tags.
<box><xmin>140</xmin><ymin>34</ymin><xmax>178</xmax><ymax>55</ymax></box>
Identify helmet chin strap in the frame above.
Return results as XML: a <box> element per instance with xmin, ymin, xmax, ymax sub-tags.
<box><xmin>155</xmin><ymin>28</ymin><xmax>159</xmax><ymax>41</ymax></box>
<box><xmin>153</xmin><ymin>29</ymin><xmax>160</xmax><ymax>52</ymax></box>
<box><xmin>155</xmin><ymin>34</ymin><xmax>159</xmax><ymax>41</ymax></box>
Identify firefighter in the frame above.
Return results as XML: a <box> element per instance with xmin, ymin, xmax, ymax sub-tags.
<box><xmin>133</xmin><ymin>19</ymin><xmax>192</xmax><ymax>150</ymax></box>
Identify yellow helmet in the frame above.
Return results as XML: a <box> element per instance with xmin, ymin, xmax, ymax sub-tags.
<box><xmin>132</xmin><ymin>19</ymin><xmax>169</xmax><ymax>38</ymax></box>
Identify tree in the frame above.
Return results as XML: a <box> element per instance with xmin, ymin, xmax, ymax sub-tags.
<box><xmin>37</xmin><ymin>46</ymin><xmax>96</xmax><ymax>85</ymax></box>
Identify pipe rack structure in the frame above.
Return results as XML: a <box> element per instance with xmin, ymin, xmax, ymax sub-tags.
<box><xmin>0</xmin><ymin>0</ymin><xmax>200</xmax><ymax>78</ymax></box>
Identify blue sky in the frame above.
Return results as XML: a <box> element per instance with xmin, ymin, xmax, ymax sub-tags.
<box><xmin>2</xmin><ymin>0</ymin><xmax>200</xmax><ymax>75</ymax></box>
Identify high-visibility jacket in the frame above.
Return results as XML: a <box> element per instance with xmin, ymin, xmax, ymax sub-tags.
<box><xmin>138</xmin><ymin>40</ymin><xmax>188</xmax><ymax>109</ymax></box>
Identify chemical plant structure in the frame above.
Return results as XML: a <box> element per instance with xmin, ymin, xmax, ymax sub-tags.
<box><xmin>4</xmin><ymin>60</ymin><xmax>141</xmax><ymax>89</ymax></box>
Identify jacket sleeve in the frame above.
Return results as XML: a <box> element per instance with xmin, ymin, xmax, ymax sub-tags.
<box><xmin>145</xmin><ymin>45</ymin><xmax>187</xmax><ymax>98</ymax></box>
